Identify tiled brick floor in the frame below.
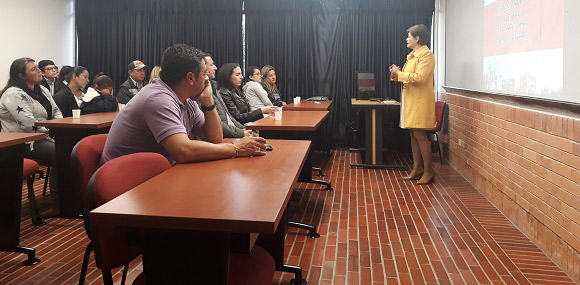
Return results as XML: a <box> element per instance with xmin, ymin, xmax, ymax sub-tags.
<box><xmin>0</xmin><ymin>149</ymin><xmax>577</xmax><ymax>284</ymax></box>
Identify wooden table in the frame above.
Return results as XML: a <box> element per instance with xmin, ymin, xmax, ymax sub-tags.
<box><xmin>0</xmin><ymin>133</ymin><xmax>45</xmax><ymax>265</ymax></box>
<box><xmin>283</xmin><ymin>100</ymin><xmax>332</xmax><ymax>111</ymax></box>
<box><xmin>35</xmin><ymin>112</ymin><xmax>118</xmax><ymax>218</ymax></box>
<box><xmin>350</xmin><ymin>99</ymin><xmax>405</xmax><ymax>169</ymax></box>
<box><xmin>90</xmin><ymin>139</ymin><xmax>311</xmax><ymax>284</ymax></box>
<box><xmin>246</xmin><ymin>110</ymin><xmax>331</xmax><ymax>188</ymax></box>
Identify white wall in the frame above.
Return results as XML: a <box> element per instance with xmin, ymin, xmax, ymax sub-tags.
<box><xmin>0</xmin><ymin>0</ymin><xmax>76</xmax><ymax>87</ymax></box>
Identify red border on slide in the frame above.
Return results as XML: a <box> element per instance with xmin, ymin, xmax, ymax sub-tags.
<box><xmin>484</xmin><ymin>0</ymin><xmax>563</xmax><ymax>57</ymax></box>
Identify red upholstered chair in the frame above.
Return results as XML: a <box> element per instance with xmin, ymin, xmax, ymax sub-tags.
<box><xmin>427</xmin><ymin>101</ymin><xmax>446</xmax><ymax>164</ymax></box>
<box><xmin>81</xmin><ymin>152</ymin><xmax>171</xmax><ymax>285</ymax></box>
<box><xmin>85</xmin><ymin>152</ymin><xmax>276</xmax><ymax>285</ymax></box>
<box><xmin>71</xmin><ymin>134</ymin><xmax>108</xmax><ymax>207</ymax></box>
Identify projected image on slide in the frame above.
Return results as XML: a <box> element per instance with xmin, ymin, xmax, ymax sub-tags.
<box><xmin>483</xmin><ymin>0</ymin><xmax>563</xmax><ymax>99</ymax></box>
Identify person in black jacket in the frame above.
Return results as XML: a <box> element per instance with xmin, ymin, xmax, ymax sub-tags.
<box><xmin>217</xmin><ymin>63</ymin><xmax>277</xmax><ymax>125</ymax></box>
<box><xmin>38</xmin><ymin>60</ymin><xmax>60</xmax><ymax>96</ymax></box>
<box><xmin>53</xmin><ymin>66</ymin><xmax>89</xmax><ymax>117</ymax></box>
<box><xmin>80</xmin><ymin>73</ymin><xmax>118</xmax><ymax>115</ymax></box>
<box><xmin>116</xmin><ymin>60</ymin><xmax>147</xmax><ymax>104</ymax></box>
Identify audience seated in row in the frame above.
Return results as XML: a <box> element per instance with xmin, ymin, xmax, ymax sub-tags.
<box><xmin>218</xmin><ymin>63</ymin><xmax>277</xmax><ymax>125</ymax></box>
<box><xmin>53</xmin><ymin>66</ymin><xmax>90</xmax><ymax>117</ymax></box>
<box><xmin>261</xmin><ymin>65</ymin><xmax>286</xmax><ymax>107</ymax></box>
<box><xmin>116</xmin><ymin>60</ymin><xmax>147</xmax><ymax>104</ymax></box>
<box><xmin>80</xmin><ymin>73</ymin><xmax>118</xmax><ymax>115</ymax></box>
<box><xmin>204</xmin><ymin>54</ymin><xmax>250</xmax><ymax>138</ymax></box>
<box><xmin>0</xmin><ymin>57</ymin><xmax>62</xmax><ymax>207</ymax></box>
<box><xmin>100</xmin><ymin>44</ymin><xmax>267</xmax><ymax>166</ymax></box>
<box><xmin>38</xmin><ymin>60</ymin><xmax>60</xmax><ymax>96</ymax></box>
<box><xmin>243</xmin><ymin>66</ymin><xmax>273</xmax><ymax>111</ymax></box>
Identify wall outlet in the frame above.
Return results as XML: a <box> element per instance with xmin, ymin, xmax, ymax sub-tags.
<box><xmin>458</xmin><ymin>139</ymin><xmax>466</xmax><ymax>148</ymax></box>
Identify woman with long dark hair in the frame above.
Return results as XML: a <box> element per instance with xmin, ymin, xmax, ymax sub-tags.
<box><xmin>54</xmin><ymin>66</ymin><xmax>90</xmax><ymax>117</ymax></box>
<box><xmin>217</xmin><ymin>63</ymin><xmax>277</xmax><ymax>124</ymax></box>
<box><xmin>390</xmin><ymin>24</ymin><xmax>436</xmax><ymax>184</ymax></box>
<box><xmin>0</xmin><ymin>57</ymin><xmax>62</xmax><ymax>198</ymax></box>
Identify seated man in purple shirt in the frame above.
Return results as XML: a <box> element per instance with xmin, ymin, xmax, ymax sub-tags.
<box><xmin>100</xmin><ymin>44</ymin><xmax>266</xmax><ymax>165</ymax></box>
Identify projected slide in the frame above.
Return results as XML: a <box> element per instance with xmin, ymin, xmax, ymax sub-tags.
<box><xmin>483</xmin><ymin>0</ymin><xmax>564</xmax><ymax>100</ymax></box>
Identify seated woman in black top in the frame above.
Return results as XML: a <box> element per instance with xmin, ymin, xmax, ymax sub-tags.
<box><xmin>261</xmin><ymin>65</ymin><xmax>286</xmax><ymax>107</ymax></box>
<box><xmin>80</xmin><ymin>73</ymin><xmax>118</xmax><ymax>115</ymax></box>
<box><xmin>217</xmin><ymin>63</ymin><xmax>277</xmax><ymax>124</ymax></box>
<box><xmin>53</xmin><ymin>66</ymin><xmax>90</xmax><ymax>117</ymax></box>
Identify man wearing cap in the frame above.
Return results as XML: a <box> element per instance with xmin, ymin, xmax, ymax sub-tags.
<box><xmin>116</xmin><ymin>60</ymin><xmax>147</xmax><ymax>104</ymax></box>
<box><xmin>39</xmin><ymin>60</ymin><xmax>60</xmax><ymax>96</ymax></box>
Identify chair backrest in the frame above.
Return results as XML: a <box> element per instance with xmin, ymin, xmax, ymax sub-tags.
<box><xmin>86</xmin><ymin>152</ymin><xmax>171</xmax><ymax>270</ymax></box>
<box><xmin>432</xmin><ymin>101</ymin><xmax>446</xmax><ymax>132</ymax></box>
<box><xmin>71</xmin><ymin>134</ymin><xmax>108</xmax><ymax>208</ymax></box>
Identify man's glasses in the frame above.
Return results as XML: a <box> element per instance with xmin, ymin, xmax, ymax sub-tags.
<box><xmin>45</xmin><ymin>66</ymin><xmax>58</xmax><ymax>71</ymax></box>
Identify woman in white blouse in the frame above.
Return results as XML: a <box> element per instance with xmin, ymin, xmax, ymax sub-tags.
<box><xmin>242</xmin><ymin>66</ymin><xmax>274</xmax><ymax>111</ymax></box>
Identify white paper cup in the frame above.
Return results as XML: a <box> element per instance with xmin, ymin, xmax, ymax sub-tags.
<box><xmin>274</xmin><ymin>109</ymin><xmax>282</xmax><ymax>120</ymax></box>
<box><xmin>72</xmin><ymin>109</ymin><xmax>81</xmax><ymax>118</ymax></box>
<box><xmin>296</xmin><ymin>96</ymin><xmax>301</xmax><ymax>103</ymax></box>
<box><xmin>293</xmin><ymin>98</ymin><xmax>299</xmax><ymax>104</ymax></box>
<box><xmin>118</xmin><ymin>103</ymin><xmax>125</xmax><ymax>111</ymax></box>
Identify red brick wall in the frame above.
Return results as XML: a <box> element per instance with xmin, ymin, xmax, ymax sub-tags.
<box><xmin>440</xmin><ymin>92</ymin><xmax>580</xmax><ymax>281</ymax></box>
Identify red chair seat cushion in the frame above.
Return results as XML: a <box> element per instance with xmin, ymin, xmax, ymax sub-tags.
<box><xmin>23</xmin><ymin>159</ymin><xmax>39</xmax><ymax>177</ymax></box>
<box><xmin>229</xmin><ymin>245</ymin><xmax>275</xmax><ymax>285</ymax></box>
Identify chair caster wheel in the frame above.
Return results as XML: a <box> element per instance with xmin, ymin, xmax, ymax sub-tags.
<box><xmin>307</xmin><ymin>232</ymin><xmax>320</xmax><ymax>238</ymax></box>
<box><xmin>290</xmin><ymin>278</ymin><xmax>307</xmax><ymax>285</ymax></box>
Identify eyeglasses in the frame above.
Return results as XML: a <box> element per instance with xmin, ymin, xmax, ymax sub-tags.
<box><xmin>45</xmin><ymin>66</ymin><xmax>58</xmax><ymax>71</ymax></box>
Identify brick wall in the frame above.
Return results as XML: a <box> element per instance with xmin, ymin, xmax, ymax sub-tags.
<box><xmin>440</xmin><ymin>92</ymin><xmax>580</xmax><ymax>281</ymax></box>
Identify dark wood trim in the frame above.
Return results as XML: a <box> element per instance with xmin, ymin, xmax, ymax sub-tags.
<box><xmin>442</xmin><ymin>86</ymin><xmax>580</xmax><ymax>118</ymax></box>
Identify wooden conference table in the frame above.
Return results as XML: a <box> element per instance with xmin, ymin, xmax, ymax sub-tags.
<box><xmin>246</xmin><ymin>110</ymin><xmax>332</xmax><ymax>190</ymax></box>
<box><xmin>0</xmin><ymin>133</ymin><xmax>45</xmax><ymax>265</ymax></box>
<box><xmin>283</xmin><ymin>100</ymin><xmax>332</xmax><ymax>111</ymax></box>
<box><xmin>90</xmin><ymin>139</ymin><xmax>311</xmax><ymax>284</ymax></box>
<box><xmin>350</xmin><ymin>99</ymin><xmax>405</xmax><ymax>169</ymax></box>
<box><xmin>35</xmin><ymin>112</ymin><xmax>118</xmax><ymax>218</ymax></box>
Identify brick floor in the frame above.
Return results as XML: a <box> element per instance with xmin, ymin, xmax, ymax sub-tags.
<box><xmin>0</xmin><ymin>149</ymin><xmax>577</xmax><ymax>285</ymax></box>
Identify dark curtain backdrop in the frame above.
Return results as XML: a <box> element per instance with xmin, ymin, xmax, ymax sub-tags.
<box><xmin>76</xmin><ymin>0</ymin><xmax>242</xmax><ymax>89</ymax></box>
<box><xmin>76</xmin><ymin>0</ymin><xmax>434</xmax><ymax>142</ymax></box>
<box><xmin>245</xmin><ymin>0</ymin><xmax>435</xmax><ymax>141</ymax></box>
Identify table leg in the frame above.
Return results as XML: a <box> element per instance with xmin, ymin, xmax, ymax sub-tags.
<box><xmin>142</xmin><ymin>229</ymin><xmax>230</xmax><ymax>284</ymax></box>
<box><xmin>350</xmin><ymin>108</ymin><xmax>406</xmax><ymax>169</ymax></box>
<box><xmin>0</xmin><ymin>145</ymin><xmax>40</xmax><ymax>265</ymax></box>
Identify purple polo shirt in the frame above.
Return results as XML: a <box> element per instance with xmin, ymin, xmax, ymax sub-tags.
<box><xmin>100</xmin><ymin>78</ymin><xmax>205</xmax><ymax>165</ymax></box>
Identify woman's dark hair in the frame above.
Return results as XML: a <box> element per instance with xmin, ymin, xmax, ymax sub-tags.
<box><xmin>93</xmin><ymin>72</ymin><xmax>113</xmax><ymax>88</ymax></box>
<box><xmin>160</xmin><ymin>44</ymin><xmax>204</xmax><ymax>86</ymax></box>
<box><xmin>241</xmin><ymin>66</ymin><xmax>260</xmax><ymax>86</ymax></box>
<box><xmin>65</xmin><ymin>66</ymin><xmax>88</xmax><ymax>82</ymax></box>
<box><xmin>1</xmin><ymin>57</ymin><xmax>41</xmax><ymax>97</ymax></box>
<box><xmin>56</xmin><ymin>65</ymin><xmax>73</xmax><ymax>90</ymax></box>
<box><xmin>407</xmin><ymin>24</ymin><xmax>430</xmax><ymax>46</ymax></box>
<box><xmin>216</xmin><ymin>63</ymin><xmax>240</xmax><ymax>90</ymax></box>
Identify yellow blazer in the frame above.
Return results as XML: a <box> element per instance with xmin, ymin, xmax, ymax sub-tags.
<box><xmin>393</xmin><ymin>45</ymin><xmax>436</xmax><ymax>129</ymax></box>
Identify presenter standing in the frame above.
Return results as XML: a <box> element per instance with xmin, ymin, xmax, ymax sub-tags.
<box><xmin>390</xmin><ymin>24</ymin><xmax>436</xmax><ymax>184</ymax></box>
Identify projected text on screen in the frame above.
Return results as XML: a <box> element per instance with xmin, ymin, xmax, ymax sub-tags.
<box><xmin>483</xmin><ymin>0</ymin><xmax>564</xmax><ymax>100</ymax></box>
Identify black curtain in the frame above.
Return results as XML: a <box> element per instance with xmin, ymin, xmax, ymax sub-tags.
<box><xmin>76</xmin><ymin>0</ymin><xmax>243</xmax><ymax>89</ymax></box>
<box><xmin>245</xmin><ymin>0</ymin><xmax>435</xmax><ymax>141</ymax></box>
<box><xmin>244</xmin><ymin>0</ymin><xmax>316</xmax><ymax>103</ymax></box>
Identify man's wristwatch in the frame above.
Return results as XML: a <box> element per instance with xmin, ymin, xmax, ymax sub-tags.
<box><xmin>200</xmin><ymin>103</ymin><xmax>216</xmax><ymax>112</ymax></box>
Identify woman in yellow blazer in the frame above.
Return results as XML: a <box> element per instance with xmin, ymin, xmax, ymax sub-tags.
<box><xmin>390</xmin><ymin>24</ymin><xmax>436</xmax><ymax>184</ymax></box>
